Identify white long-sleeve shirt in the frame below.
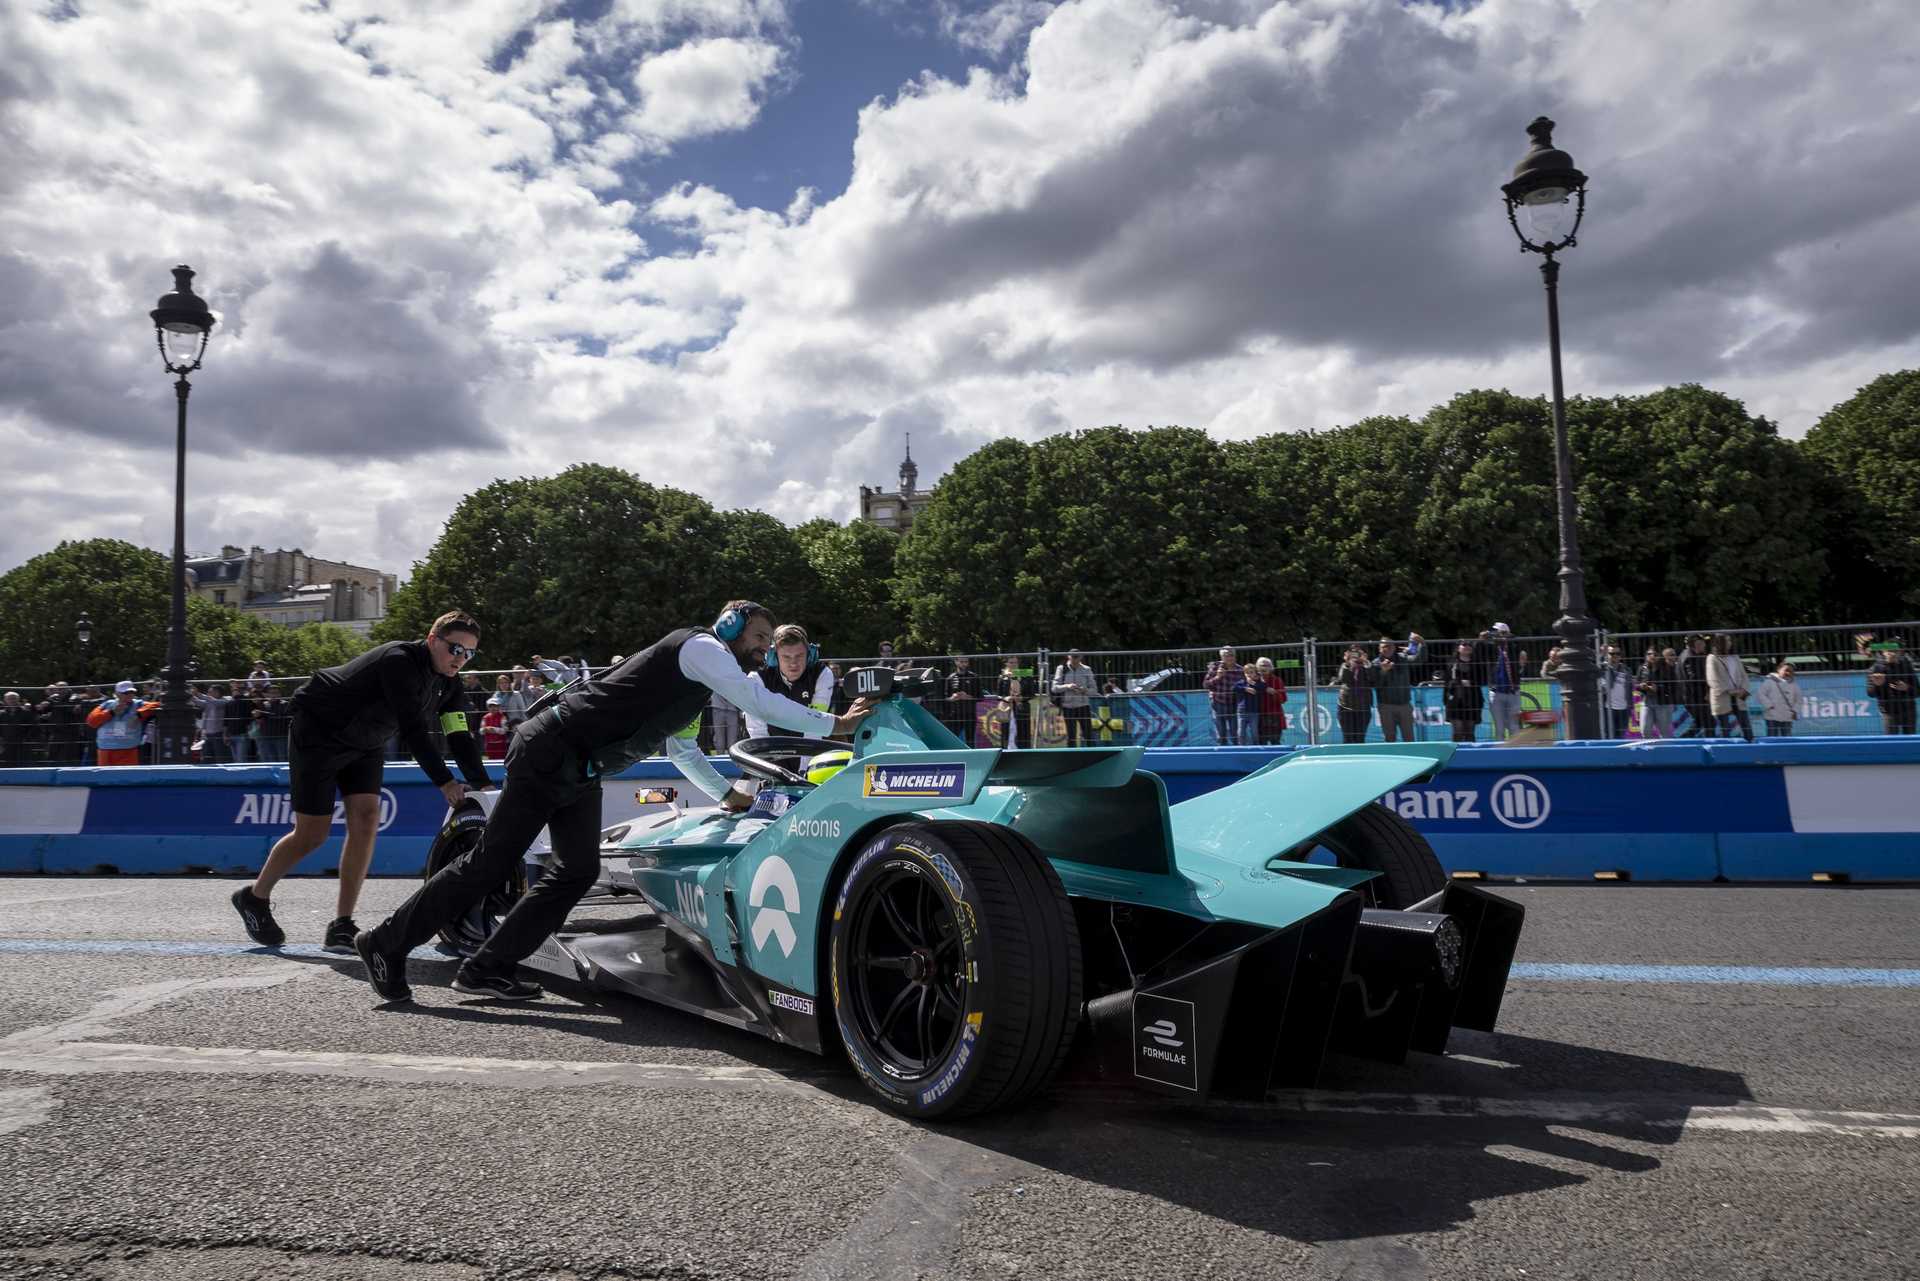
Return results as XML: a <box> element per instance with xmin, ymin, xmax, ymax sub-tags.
<box><xmin>745</xmin><ymin>665</ymin><xmax>838</xmax><ymax>739</ymax></box>
<box><xmin>661</xmin><ymin>634</ymin><xmax>839</xmax><ymax>801</ymax></box>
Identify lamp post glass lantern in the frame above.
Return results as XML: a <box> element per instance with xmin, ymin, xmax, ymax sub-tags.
<box><xmin>1501</xmin><ymin>117</ymin><xmax>1603</xmax><ymax>741</ymax></box>
<box><xmin>150</xmin><ymin>265</ymin><xmax>215</xmax><ymax>764</ymax></box>
<box><xmin>75</xmin><ymin>612</ymin><xmax>93</xmax><ymax>681</ymax></box>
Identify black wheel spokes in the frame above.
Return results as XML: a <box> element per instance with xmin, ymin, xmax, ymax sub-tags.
<box><xmin>877</xmin><ymin>882</ymin><xmax>920</xmax><ymax>949</ymax></box>
<box><xmin>851</xmin><ymin>867</ymin><xmax>968</xmax><ymax>1077</ymax></box>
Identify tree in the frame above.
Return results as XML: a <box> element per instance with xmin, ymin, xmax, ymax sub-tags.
<box><xmin>0</xmin><ymin>538</ymin><xmax>372</xmax><ymax>687</ymax></box>
<box><xmin>0</xmin><ymin>540</ymin><xmax>172</xmax><ymax>686</ymax></box>
<box><xmin>1568</xmin><ymin>385</ymin><xmax>1836</xmax><ymax>630</ymax></box>
<box><xmin>377</xmin><ymin>464</ymin><xmax>740</xmax><ymax>662</ymax></box>
<box><xmin>1801</xmin><ymin>370</ymin><xmax>1920</xmax><ymax>612</ymax></box>
<box><xmin>894</xmin><ymin>428</ymin><xmax>1271</xmax><ymax>651</ymax></box>
<box><xmin>792</xmin><ymin>519</ymin><xmax>902</xmax><ymax>655</ymax></box>
<box><xmin>716</xmin><ymin>509</ymin><xmax>818</xmax><ymax>625</ymax></box>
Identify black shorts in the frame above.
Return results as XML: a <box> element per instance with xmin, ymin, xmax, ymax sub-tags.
<box><xmin>288</xmin><ymin>712</ymin><xmax>386</xmax><ymax>817</ymax></box>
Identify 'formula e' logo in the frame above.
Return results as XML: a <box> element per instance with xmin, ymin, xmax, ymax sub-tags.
<box><xmin>749</xmin><ymin>856</ymin><xmax>800</xmax><ymax>956</ymax></box>
<box><xmin>1490</xmin><ymin>774</ymin><xmax>1551</xmax><ymax>829</ymax></box>
<box><xmin>864</xmin><ymin>763</ymin><xmax>966</xmax><ymax>798</ymax></box>
<box><xmin>1142</xmin><ymin>1019</ymin><xmax>1183</xmax><ymax>1049</ymax></box>
<box><xmin>1133</xmin><ymin>993</ymin><xmax>1198</xmax><ymax>1092</ymax></box>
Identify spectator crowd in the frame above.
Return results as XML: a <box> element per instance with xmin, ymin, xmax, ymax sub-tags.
<box><xmin>1</xmin><ymin>626</ymin><xmax>1914</xmax><ymax>768</ymax></box>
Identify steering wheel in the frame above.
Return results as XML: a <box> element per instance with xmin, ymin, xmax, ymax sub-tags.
<box><xmin>728</xmin><ymin>736</ymin><xmax>850</xmax><ymax>787</ymax></box>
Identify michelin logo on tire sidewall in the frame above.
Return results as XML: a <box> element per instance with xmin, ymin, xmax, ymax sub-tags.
<box><xmin>1489</xmin><ymin>774</ymin><xmax>1551</xmax><ymax>830</ymax></box>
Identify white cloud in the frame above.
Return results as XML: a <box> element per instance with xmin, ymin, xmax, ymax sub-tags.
<box><xmin>627</xmin><ymin>37</ymin><xmax>786</xmax><ymax>146</ymax></box>
<box><xmin>2</xmin><ymin>0</ymin><xmax>1916</xmax><ymax>597</ymax></box>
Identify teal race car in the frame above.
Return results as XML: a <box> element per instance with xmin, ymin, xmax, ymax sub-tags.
<box><xmin>424</xmin><ymin>665</ymin><xmax>1524</xmax><ymax>1119</ymax></box>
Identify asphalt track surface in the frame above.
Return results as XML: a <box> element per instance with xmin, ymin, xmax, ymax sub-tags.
<box><xmin>0</xmin><ymin>879</ymin><xmax>1915</xmax><ymax>1280</ymax></box>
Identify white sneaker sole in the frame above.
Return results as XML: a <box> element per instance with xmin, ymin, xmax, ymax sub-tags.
<box><xmin>451</xmin><ymin>978</ymin><xmax>542</xmax><ymax>1001</ymax></box>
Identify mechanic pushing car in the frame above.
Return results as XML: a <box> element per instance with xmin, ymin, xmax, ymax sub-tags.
<box><xmin>653</xmin><ymin>621</ymin><xmax>841</xmax><ymax>809</ymax></box>
<box><xmin>231</xmin><ymin>610</ymin><xmax>494</xmax><ymax>953</ymax></box>
<box><xmin>353</xmin><ymin>601</ymin><xmax>875</xmax><ymax>1002</ymax></box>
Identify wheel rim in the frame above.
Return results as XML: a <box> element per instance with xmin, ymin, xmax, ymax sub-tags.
<box><xmin>847</xmin><ymin>866</ymin><xmax>967</xmax><ymax>1077</ymax></box>
<box><xmin>430</xmin><ymin>829</ymin><xmax>520</xmax><ymax>955</ymax></box>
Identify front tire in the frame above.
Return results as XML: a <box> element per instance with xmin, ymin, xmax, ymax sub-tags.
<box><xmin>830</xmin><ymin>822</ymin><xmax>1081</xmax><ymax>1119</ymax></box>
<box><xmin>421</xmin><ymin>799</ymin><xmax>523</xmax><ymax>956</ymax></box>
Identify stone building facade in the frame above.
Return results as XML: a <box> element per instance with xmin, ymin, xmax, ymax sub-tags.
<box><xmin>186</xmin><ymin>545</ymin><xmax>397</xmax><ymax>634</ymax></box>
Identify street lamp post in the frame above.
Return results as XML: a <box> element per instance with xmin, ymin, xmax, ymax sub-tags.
<box><xmin>1501</xmin><ymin>118</ymin><xmax>1602</xmax><ymax>741</ymax></box>
<box><xmin>150</xmin><ymin>266</ymin><xmax>215</xmax><ymax>764</ymax></box>
<box><xmin>75</xmin><ymin>613</ymin><xmax>93</xmax><ymax>682</ymax></box>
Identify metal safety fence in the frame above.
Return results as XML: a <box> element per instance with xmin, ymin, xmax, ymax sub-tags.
<box><xmin>6</xmin><ymin>619</ymin><xmax>1915</xmax><ymax>765</ymax></box>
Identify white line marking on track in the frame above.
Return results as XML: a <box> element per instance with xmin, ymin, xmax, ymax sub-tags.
<box><xmin>0</xmin><ymin>888</ymin><xmax>140</xmax><ymax>907</ymax></box>
<box><xmin>2</xmin><ymin>967</ymin><xmax>314</xmax><ymax>1047</ymax></box>
<box><xmin>0</xmin><ymin>1041</ymin><xmax>818</xmax><ymax>1095</ymax></box>
<box><xmin>0</xmin><ymin>1086</ymin><xmax>59</xmax><ymax>1137</ymax></box>
<box><xmin>1252</xmin><ymin>1091</ymin><xmax>1920</xmax><ymax>1139</ymax></box>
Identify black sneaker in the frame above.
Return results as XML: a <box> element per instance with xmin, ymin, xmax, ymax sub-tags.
<box><xmin>322</xmin><ymin>916</ymin><xmax>359</xmax><ymax>954</ymax></box>
<box><xmin>230</xmin><ymin>886</ymin><xmax>285</xmax><ymax>946</ymax></box>
<box><xmin>452</xmin><ymin>965</ymin><xmax>542</xmax><ymax>1001</ymax></box>
<box><xmin>353</xmin><ymin>931</ymin><xmax>413</xmax><ymax>1004</ymax></box>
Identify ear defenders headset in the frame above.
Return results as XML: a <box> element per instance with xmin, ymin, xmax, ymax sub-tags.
<box><xmin>765</xmin><ymin>641</ymin><xmax>822</xmax><ymax>668</ymax></box>
<box><xmin>765</xmin><ymin>625</ymin><xmax>820</xmax><ymax>668</ymax></box>
<box><xmin>713</xmin><ymin>602</ymin><xmax>764</xmax><ymax>643</ymax></box>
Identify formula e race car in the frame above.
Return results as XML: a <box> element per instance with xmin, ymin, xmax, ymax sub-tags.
<box><xmin>422</xmin><ymin>666</ymin><xmax>1524</xmax><ymax>1119</ymax></box>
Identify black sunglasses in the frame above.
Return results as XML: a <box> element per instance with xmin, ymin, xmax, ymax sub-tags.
<box><xmin>442</xmin><ymin>639</ymin><xmax>479</xmax><ymax>661</ymax></box>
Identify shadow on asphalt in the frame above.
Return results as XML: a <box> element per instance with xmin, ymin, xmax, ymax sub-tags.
<box><xmin>944</xmin><ymin>1031</ymin><xmax>1754</xmax><ymax>1242</ymax></box>
<box><xmin>270</xmin><ymin>942</ymin><xmax>1756</xmax><ymax>1243</ymax></box>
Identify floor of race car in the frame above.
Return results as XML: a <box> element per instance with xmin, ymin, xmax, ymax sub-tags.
<box><xmin>0</xmin><ymin>879</ymin><xmax>1915</xmax><ymax>1281</ymax></box>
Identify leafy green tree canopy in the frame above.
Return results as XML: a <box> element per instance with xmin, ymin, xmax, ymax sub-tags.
<box><xmin>0</xmin><ymin>539</ymin><xmax>369</xmax><ymax>687</ymax></box>
<box><xmin>1802</xmin><ymin>369</ymin><xmax>1920</xmax><ymax>611</ymax></box>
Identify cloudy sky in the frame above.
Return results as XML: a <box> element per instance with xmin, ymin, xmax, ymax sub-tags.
<box><xmin>2</xmin><ymin>0</ymin><xmax>1915</xmax><ymax>578</ymax></box>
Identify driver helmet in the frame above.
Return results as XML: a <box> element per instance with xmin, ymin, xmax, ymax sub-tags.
<box><xmin>805</xmin><ymin>750</ymin><xmax>853</xmax><ymax>786</ymax></box>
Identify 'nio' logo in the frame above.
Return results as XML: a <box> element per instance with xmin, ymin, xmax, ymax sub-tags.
<box><xmin>1490</xmin><ymin>774</ymin><xmax>1551</xmax><ymax>829</ymax></box>
<box><xmin>749</xmin><ymin>856</ymin><xmax>800</xmax><ymax>956</ymax></box>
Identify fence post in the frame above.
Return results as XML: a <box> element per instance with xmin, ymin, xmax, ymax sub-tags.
<box><xmin>1303</xmin><ymin>637</ymin><xmax>1318</xmax><ymax>746</ymax></box>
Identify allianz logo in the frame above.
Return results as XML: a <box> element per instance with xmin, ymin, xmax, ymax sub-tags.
<box><xmin>233</xmin><ymin>789</ymin><xmax>397</xmax><ymax>832</ymax></box>
<box><xmin>1376</xmin><ymin>774</ymin><xmax>1550</xmax><ymax>831</ymax></box>
<box><xmin>1802</xmin><ymin>696</ymin><xmax>1871</xmax><ymax>718</ymax></box>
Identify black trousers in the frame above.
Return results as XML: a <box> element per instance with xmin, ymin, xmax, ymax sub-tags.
<box><xmin>366</xmin><ymin>719</ymin><xmax>603</xmax><ymax>973</ymax></box>
<box><xmin>1885</xmin><ymin>702</ymin><xmax>1918</xmax><ymax>735</ymax></box>
<box><xmin>1062</xmin><ymin>705</ymin><xmax>1091</xmax><ymax>746</ymax></box>
<box><xmin>1338</xmin><ymin>705</ymin><xmax>1370</xmax><ymax>743</ymax></box>
<box><xmin>1682</xmin><ymin>703</ymin><xmax>1714</xmax><ymax>737</ymax></box>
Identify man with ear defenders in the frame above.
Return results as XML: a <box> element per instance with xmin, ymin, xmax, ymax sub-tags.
<box><xmin>744</xmin><ymin>623</ymin><xmax>836</xmax><ymax>739</ymax></box>
<box><xmin>354</xmin><ymin>601</ymin><xmax>876</xmax><ymax>1003</ymax></box>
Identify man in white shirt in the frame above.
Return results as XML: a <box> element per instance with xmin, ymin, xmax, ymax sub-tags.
<box><xmin>354</xmin><ymin>602</ymin><xmax>873</xmax><ymax>1003</ymax></box>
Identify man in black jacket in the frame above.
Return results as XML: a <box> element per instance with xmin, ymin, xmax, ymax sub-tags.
<box><xmin>943</xmin><ymin>656</ymin><xmax>982</xmax><ymax>744</ymax></box>
<box><xmin>1868</xmin><ymin>640</ymin><xmax>1917</xmax><ymax>735</ymax></box>
<box><xmin>0</xmin><ymin>691</ymin><xmax>35</xmax><ymax>765</ymax></box>
<box><xmin>1676</xmin><ymin>635</ymin><xmax>1714</xmax><ymax>737</ymax></box>
<box><xmin>36</xmin><ymin>683</ymin><xmax>80</xmax><ymax>765</ymax></box>
<box><xmin>353</xmin><ymin>602</ymin><xmax>875</xmax><ymax>1003</ymax></box>
<box><xmin>231</xmin><ymin>610</ymin><xmax>493</xmax><ymax>953</ymax></box>
<box><xmin>1442</xmin><ymin>643</ymin><xmax>1485</xmax><ymax>742</ymax></box>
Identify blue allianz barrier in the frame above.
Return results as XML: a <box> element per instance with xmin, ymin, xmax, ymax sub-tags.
<box><xmin>1138</xmin><ymin>737</ymin><xmax>1920</xmax><ymax>881</ymax></box>
<box><xmin>0</xmin><ymin>738</ymin><xmax>1914</xmax><ymax>881</ymax></box>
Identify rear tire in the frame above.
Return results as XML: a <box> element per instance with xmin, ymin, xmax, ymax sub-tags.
<box><xmin>421</xmin><ymin>800</ymin><xmax>523</xmax><ymax>956</ymax></box>
<box><xmin>830</xmin><ymin>821</ymin><xmax>1081</xmax><ymax>1119</ymax></box>
<box><xmin>1310</xmin><ymin>804</ymin><xmax>1446</xmax><ymax>908</ymax></box>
